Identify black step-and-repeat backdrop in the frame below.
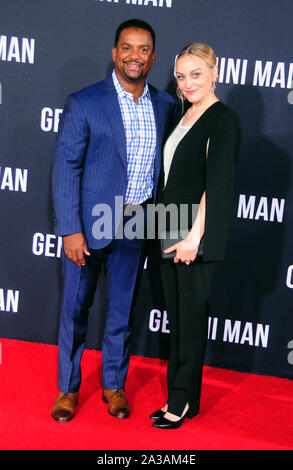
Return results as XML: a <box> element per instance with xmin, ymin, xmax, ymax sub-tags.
<box><xmin>1</xmin><ymin>0</ymin><xmax>293</xmax><ymax>380</ymax></box>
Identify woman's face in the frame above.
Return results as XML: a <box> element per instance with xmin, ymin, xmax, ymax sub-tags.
<box><xmin>176</xmin><ymin>54</ymin><xmax>217</xmax><ymax>106</ymax></box>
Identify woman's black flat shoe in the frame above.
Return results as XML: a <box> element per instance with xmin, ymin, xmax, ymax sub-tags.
<box><xmin>150</xmin><ymin>409</ymin><xmax>165</xmax><ymax>420</ymax></box>
<box><xmin>152</xmin><ymin>413</ymin><xmax>188</xmax><ymax>429</ymax></box>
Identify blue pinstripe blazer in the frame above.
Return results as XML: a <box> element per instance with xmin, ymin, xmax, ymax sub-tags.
<box><xmin>52</xmin><ymin>74</ymin><xmax>177</xmax><ymax>249</ymax></box>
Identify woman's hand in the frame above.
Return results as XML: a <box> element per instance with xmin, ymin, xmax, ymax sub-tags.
<box><xmin>164</xmin><ymin>238</ymin><xmax>199</xmax><ymax>264</ymax></box>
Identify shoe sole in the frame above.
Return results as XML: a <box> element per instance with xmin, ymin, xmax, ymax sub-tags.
<box><xmin>108</xmin><ymin>409</ymin><xmax>129</xmax><ymax>419</ymax></box>
<box><xmin>51</xmin><ymin>413</ymin><xmax>75</xmax><ymax>423</ymax></box>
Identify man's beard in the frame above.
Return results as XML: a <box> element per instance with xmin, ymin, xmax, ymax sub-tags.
<box><xmin>123</xmin><ymin>62</ymin><xmax>144</xmax><ymax>81</ymax></box>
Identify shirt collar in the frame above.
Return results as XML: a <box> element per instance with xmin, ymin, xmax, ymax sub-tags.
<box><xmin>112</xmin><ymin>70</ymin><xmax>151</xmax><ymax>101</ymax></box>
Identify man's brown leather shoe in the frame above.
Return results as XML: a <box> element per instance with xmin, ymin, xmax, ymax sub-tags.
<box><xmin>51</xmin><ymin>391</ymin><xmax>79</xmax><ymax>422</ymax></box>
<box><xmin>102</xmin><ymin>389</ymin><xmax>129</xmax><ymax>418</ymax></box>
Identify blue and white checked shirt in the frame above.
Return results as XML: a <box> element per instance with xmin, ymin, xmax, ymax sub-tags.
<box><xmin>112</xmin><ymin>70</ymin><xmax>157</xmax><ymax>205</ymax></box>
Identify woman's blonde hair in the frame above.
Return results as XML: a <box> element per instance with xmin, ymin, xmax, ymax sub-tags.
<box><xmin>177</xmin><ymin>42</ymin><xmax>217</xmax><ymax>70</ymax></box>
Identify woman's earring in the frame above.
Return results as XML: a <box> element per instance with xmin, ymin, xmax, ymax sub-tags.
<box><xmin>176</xmin><ymin>87</ymin><xmax>185</xmax><ymax>100</ymax></box>
<box><xmin>176</xmin><ymin>87</ymin><xmax>185</xmax><ymax>113</ymax></box>
<box><xmin>210</xmin><ymin>82</ymin><xmax>216</xmax><ymax>93</ymax></box>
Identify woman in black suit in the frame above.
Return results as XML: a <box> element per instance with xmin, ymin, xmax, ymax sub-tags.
<box><xmin>151</xmin><ymin>43</ymin><xmax>241</xmax><ymax>429</ymax></box>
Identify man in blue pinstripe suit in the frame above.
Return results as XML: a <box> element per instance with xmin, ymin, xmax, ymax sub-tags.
<box><xmin>51</xmin><ymin>19</ymin><xmax>176</xmax><ymax>421</ymax></box>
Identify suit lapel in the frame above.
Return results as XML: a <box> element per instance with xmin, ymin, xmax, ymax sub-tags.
<box><xmin>100</xmin><ymin>76</ymin><xmax>127</xmax><ymax>171</ymax></box>
<box><xmin>150</xmin><ymin>87</ymin><xmax>164</xmax><ymax>148</ymax></box>
<box><xmin>149</xmin><ymin>86</ymin><xmax>166</xmax><ymax>191</ymax></box>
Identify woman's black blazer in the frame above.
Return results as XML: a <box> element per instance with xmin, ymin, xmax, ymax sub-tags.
<box><xmin>157</xmin><ymin>101</ymin><xmax>241</xmax><ymax>262</ymax></box>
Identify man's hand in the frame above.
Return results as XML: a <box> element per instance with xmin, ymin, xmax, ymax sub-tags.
<box><xmin>63</xmin><ymin>233</ymin><xmax>90</xmax><ymax>266</ymax></box>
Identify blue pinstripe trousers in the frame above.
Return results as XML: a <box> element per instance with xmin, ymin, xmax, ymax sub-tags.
<box><xmin>57</xmin><ymin>215</ymin><xmax>146</xmax><ymax>393</ymax></box>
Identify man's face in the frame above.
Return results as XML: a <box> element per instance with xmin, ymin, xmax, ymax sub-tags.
<box><xmin>112</xmin><ymin>27</ymin><xmax>156</xmax><ymax>84</ymax></box>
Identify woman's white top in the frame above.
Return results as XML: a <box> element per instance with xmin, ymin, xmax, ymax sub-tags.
<box><xmin>163</xmin><ymin>118</ymin><xmax>191</xmax><ymax>186</ymax></box>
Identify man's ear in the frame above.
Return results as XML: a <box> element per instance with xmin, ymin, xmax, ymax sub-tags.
<box><xmin>112</xmin><ymin>47</ymin><xmax>117</xmax><ymax>63</ymax></box>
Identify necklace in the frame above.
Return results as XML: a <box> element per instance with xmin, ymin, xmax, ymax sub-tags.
<box><xmin>182</xmin><ymin>97</ymin><xmax>219</xmax><ymax>126</ymax></box>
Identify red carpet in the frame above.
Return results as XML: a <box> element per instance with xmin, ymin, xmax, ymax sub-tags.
<box><xmin>0</xmin><ymin>338</ymin><xmax>293</xmax><ymax>451</ymax></box>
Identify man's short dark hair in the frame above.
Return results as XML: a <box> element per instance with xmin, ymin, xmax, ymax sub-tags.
<box><xmin>114</xmin><ymin>19</ymin><xmax>156</xmax><ymax>51</ymax></box>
